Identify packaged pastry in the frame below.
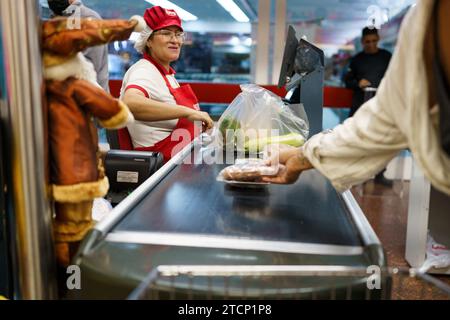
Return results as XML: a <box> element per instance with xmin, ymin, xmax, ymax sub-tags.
<box><xmin>217</xmin><ymin>158</ymin><xmax>279</xmax><ymax>185</ymax></box>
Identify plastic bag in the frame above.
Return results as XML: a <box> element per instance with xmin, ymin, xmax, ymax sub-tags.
<box><xmin>419</xmin><ymin>233</ymin><xmax>450</xmax><ymax>273</ymax></box>
<box><xmin>217</xmin><ymin>158</ymin><xmax>279</xmax><ymax>185</ymax></box>
<box><xmin>214</xmin><ymin>84</ymin><xmax>309</xmax><ymax>152</ymax></box>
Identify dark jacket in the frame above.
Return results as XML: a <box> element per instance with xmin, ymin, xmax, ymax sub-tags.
<box><xmin>344</xmin><ymin>49</ymin><xmax>392</xmax><ymax>116</ymax></box>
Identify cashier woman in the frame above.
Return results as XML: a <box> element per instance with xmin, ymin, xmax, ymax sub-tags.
<box><xmin>121</xmin><ymin>6</ymin><xmax>213</xmax><ymax>161</ymax></box>
<box><xmin>263</xmin><ymin>0</ymin><xmax>450</xmax><ymax>196</ymax></box>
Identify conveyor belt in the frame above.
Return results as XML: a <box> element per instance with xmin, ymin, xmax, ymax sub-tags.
<box><xmin>71</xmin><ymin>143</ymin><xmax>384</xmax><ymax>299</ymax></box>
<box><xmin>113</xmin><ymin>159</ymin><xmax>362</xmax><ymax>247</ymax></box>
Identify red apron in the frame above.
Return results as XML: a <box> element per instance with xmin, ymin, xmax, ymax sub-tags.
<box><xmin>134</xmin><ymin>56</ymin><xmax>201</xmax><ymax>162</ymax></box>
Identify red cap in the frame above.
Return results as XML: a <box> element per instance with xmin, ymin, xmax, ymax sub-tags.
<box><xmin>144</xmin><ymin>6</ymin><xmax>183</xmax><ymax>32</ymax></box>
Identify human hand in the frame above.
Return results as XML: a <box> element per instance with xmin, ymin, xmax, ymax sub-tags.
<box><xmin>358</xmin><ymin>79</ymin><xmax>372</xmax><ymax>89</ymax></box>
<box><xmin>263</xmin><ymin>144</ymin><xmax>299</xmax><ymax>165</ymax></box>
<box><xmin>262</xmin><ymin>146</ymin><xmax>313</xmax><ymax>184</ymax></box>
<box><xmin>186</xmin><ymin>110</ymin><xmax>214</xmax><ymax>132</ymax></box>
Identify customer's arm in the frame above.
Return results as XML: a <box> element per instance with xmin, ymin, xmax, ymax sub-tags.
<box><xmin>302</xmin><ymin>96</ymin><xmax>407</xmax><ymax>191</ymax></box>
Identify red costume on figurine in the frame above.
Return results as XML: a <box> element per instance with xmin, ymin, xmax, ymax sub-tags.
<box><xmin>42</xmin><ymin>16</ymin><xmax>145</xmax><ymax>266</ymax></box>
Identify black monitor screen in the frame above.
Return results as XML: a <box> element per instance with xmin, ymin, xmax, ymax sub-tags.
<box><xmin>277</xmin><ymin>25</ymin><xmax>299</xmax><ymax>88</ymax></box>
<box><xmin>294</xmin><ymin>38</ymin><xmax>325</xmax><ymax>75</ymax></box>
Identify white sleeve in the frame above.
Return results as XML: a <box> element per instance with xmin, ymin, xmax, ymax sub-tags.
<box><xmin>124</xmin><ymin>66</ymin><xmax>164</xmax><ymax>99</ymax></box>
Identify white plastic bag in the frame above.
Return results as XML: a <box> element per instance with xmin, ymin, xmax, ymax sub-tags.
<box><xmin>214</xmin><ymin>84</ymin><xmax>309</xmax><ymax>152</ymax></box>
<box><xmin>419</xmin><ymin>233</ymin><xmax>450</xmax><ymax>273</ymax></box>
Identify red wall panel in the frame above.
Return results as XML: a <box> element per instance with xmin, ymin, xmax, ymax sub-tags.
<box><xmin>109</xmin><ymin>80</ymin><xmax>352</xmax><ymax>108</ymax></box>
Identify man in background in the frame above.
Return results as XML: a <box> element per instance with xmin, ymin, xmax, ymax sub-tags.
<box><xmin>47</xmin><ymin>0</ymin><xmax>110</xmax><ymax>92</ymax></box>
<box><xmin>345</xmin><ymin>27</ymin><xmax>391</xmax><ymax>117</ymax></box>
<box><xmin>344</xmin><ymin>27</ymin><xmax>392</xmax><ymax>186</ymax></box>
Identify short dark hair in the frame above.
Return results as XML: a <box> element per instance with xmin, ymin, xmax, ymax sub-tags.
<box><xmin>47</xmin><ymin>0</ymin><xmax>71</xmax><ymax>16</ymax></box>
<box><xmin>362</xmin><ymin>27</ymin><xmax>379</xmax><ymax>38</ymax></box>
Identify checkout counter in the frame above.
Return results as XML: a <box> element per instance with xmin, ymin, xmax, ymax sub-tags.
<box><xmin>69</xmin><ymin>26</ymin><xmax>388</xmax><ymax>300</ymax></box>
<box><xmin>70</xmin><ymin>139</ymin><xmax>388</xmax><ymax>299</ymax></box>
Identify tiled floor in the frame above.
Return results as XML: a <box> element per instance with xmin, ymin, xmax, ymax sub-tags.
<box><xmin>351</xmin><ymin>180</ymin><xmax>450</xmax><ymax>300</ymax></box>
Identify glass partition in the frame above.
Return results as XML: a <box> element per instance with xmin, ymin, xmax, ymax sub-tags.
<box><xmin>108</xmin><ymin>31</ymin><xmax>252</xmax><ymax>84</ymax></box>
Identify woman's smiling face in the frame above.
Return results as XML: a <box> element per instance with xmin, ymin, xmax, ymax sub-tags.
<box><xmin>146</xmin><ymin>26</ymin><xmax>184</xmax><ymax>65</ymax></box>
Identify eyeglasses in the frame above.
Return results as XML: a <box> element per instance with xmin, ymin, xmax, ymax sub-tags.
<box><xmin>154</xmin><ymin>30</ymin><xmax>186</xmax><ymax>42</ymax></box>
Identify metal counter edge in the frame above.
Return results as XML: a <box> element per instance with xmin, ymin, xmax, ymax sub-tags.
<box><xmin>341</xmin><ymin>191</ymin><xmax>386</xmax><ymax>267</ymax></box>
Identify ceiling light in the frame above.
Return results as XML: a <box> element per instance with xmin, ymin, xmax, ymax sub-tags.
<box><xmin>145</xmin><ymin>0</ymin><xmax>198</xmax><ymax>21</ymax></box>
<box><xmin>230</xmin><ymin>36</ymin><xmax>240</xmax><ymax>46</ymax></box>
<box><xmin>216</xmin><ymin>0</ymin><xmax>250</xmax><ymax>23</ymax></box>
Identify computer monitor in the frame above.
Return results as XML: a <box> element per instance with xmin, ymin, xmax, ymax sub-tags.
<box><xmin>295</xmin><ymin>38</ymin><xmax>325</xmax><ymax>75</ymax></box>
<box><xmin>277</xmin><ymin>25</ymin><xmax>299</xmax><ymax>88</ymax></box>
<box><xmin>277</xmin><ymin>26</ymin><xmax>325</xmax><ymax>136</ymax></box>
